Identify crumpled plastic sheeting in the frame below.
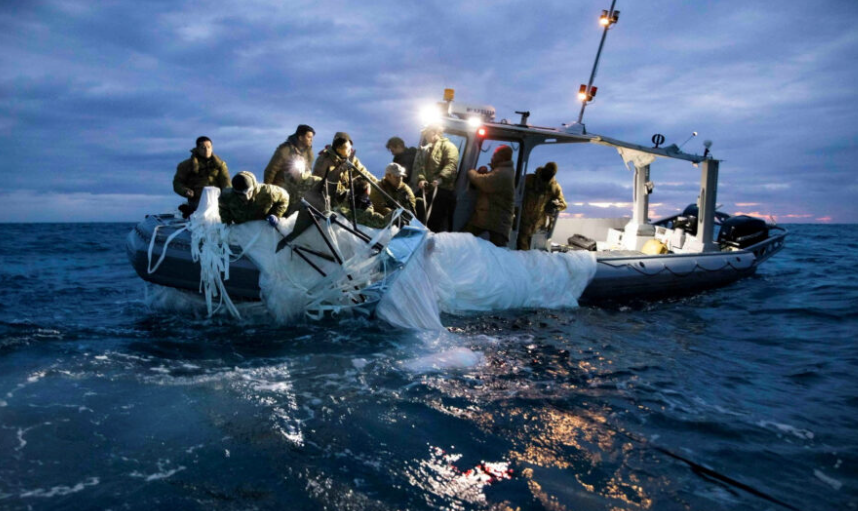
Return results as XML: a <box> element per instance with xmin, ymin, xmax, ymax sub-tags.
<box><xmin>226</xmin><ymin>215</ymin><xmax>395</xmax><ymax>323</ymax></box>
<box><xmin>377</xmin><ymin>233</ymin><xmax>597</xmax><ymax>330</ymax></box>
<box><xmin>375</xmin><ymin>238</ymin><xmax>443</xmax><ymax>330</ymax></box>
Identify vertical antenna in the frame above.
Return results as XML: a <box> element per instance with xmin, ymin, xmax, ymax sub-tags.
<box><xmin>577</xmin><ymin>0</ymin><xmax>620</xmax><ymax>126</ymax></box>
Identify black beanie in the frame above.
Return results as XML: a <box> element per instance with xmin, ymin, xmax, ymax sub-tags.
<box><xmin>541</xmin><ymin>162</ymin><xmax>558</xmax><ymax>181</ymax></box>
<box><xmin>232</xmin><ymin>174</ymin><xmax>252</xmax><ymax>192</ymax></box>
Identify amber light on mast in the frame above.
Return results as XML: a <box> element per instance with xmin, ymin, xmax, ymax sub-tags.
<box><xmin>577</xmin><ymin>0</ymin><xmax>620</xmax><ymax>125</ymax></box>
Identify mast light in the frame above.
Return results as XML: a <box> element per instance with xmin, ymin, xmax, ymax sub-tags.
<box><xmin>578</xmin><ymin>84</ymin><xmax>598</xmax><ymax>102</ymax></box>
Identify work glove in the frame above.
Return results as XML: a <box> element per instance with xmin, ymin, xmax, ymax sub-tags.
<box><xmin>267</xmin><ymin>215</ymin><xmax>278</xmax><ymax>227</ymax></box>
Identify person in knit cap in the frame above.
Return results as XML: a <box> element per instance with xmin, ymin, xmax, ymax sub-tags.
<box><xmin>173</xmin><ymin>136</ymin><xmax>230</xmax><ymax>217</ymax></box>
<box><xmin>517</xmin><ymin>162</ymin><xmax>567</xmax><ymax>250</ymax></box>
<box><xmin>312</xmin><ymin>132</ymin><xmax>376</xmax><ymax>206</ymax></box>
<box><xmin>463</xmin><ymin>145</ymin><xmax>516</xmax><ymax>247</ymax></box>
<box><xmin>219</xmin><ymin>171</ymin><xmax>289</xmax><ymax>225</ymax></box>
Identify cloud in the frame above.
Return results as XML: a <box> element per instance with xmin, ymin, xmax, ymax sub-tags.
<box><xmin>1</xmin><ymin>0</ymin><xmax>857</xmax><ymax>223</ymax></box>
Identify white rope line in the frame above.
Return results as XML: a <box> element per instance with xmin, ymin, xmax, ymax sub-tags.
<box><xmin>147</xmin><ymin>223</ymin><xmax>188</xmax><ymax>275</ymax></box>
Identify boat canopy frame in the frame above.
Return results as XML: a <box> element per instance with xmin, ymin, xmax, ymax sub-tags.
<box><xmin>433</xmin><ymin>113</ymin><xmax>721</xmax><ymax>252</ymax></box>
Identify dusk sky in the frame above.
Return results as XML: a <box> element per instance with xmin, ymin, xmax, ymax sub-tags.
<box><xmin>2</xmin><ymin>0</ymin><xmax>857</xmax><ymax>223</ymax></box>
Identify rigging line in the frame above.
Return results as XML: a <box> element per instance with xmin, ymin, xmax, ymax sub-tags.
<box><xmin>147</xmin><ymin>224</ymin><xmax>188</xmax><ymax>274</ymax></box>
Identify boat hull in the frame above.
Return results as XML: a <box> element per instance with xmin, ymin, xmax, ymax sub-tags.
<box><xmin>127</xmin><ymin>215</ymin><xmax>787</xmax><ymax>305</ymax></box>
<box><xmin>126</xmin><ymin>215</ymin><xmax>261</xmax><ymax>300</ymax></box>
<box><xmin>581</xmin><ymin>231</ymin><xmax>786</xmax><ymax>302</ymax></box>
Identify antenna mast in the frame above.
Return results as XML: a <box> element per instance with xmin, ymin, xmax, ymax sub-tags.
<box><xmin>577</xmin><ymin>0</ymin><xmax>620</xmax><ymax>126</ymax></box>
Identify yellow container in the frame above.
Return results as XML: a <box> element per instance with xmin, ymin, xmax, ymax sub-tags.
<box><xmin>641</xmin><ymin>239</ymin><xmax>668</xmax><ymax>255</ymax></box>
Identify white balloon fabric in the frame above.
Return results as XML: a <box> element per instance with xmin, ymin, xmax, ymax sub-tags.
<box><xmin>190</xmin><ymin>190</ymin><xmax>597</xmax><ymax>329</ymax></box>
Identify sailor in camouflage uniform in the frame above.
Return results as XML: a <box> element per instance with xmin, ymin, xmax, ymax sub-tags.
<box><xmin>517</xmin><ymin>162</ymin><xmax>567</xmax><ymax>250</ymax></box>
<box><xmin>173</xmin><ymin>136</ymin><xmax>230</xmax><ymax>216</ymax></box>
<box><xmin>263</xmin><ymin>125</ymin><xmax>316</xmax><ymax>189</ymax></box>
<box><xmin>336</xmin><ymin>177</ymin><xmax>389</xmax><ymax>229</ymax></box>
<box><xmin>219</xmin><ymin>171</ymin><xmax>289</xmax><ymax>225</ymax></box>
<box><xmin>312</xmin><ymin>132</ymin><xmax>377</xmax><ymax>206</ymax></box>
<box><xmin>414</xmin><ymin>125</ymin><xmax>459</xmax><ymax>232</ymax></box>
<box><xmin>370</xmin><ymin>163</ymin><xmax>416</xmax><ymax>216</ymax></box>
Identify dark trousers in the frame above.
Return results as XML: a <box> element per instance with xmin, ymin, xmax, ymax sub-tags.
<box><xmin>423</xmin><ymin>188</ymin><xmax>456</xmax><ymax>233</ymax></box>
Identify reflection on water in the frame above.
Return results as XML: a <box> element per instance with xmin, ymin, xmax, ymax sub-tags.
<box><xmin>0</xmin><ymin>224</ymin><xmax>856</xmax><ymax>510</ymax></box>
<box><xmin>406</xmin><ymin>446</ymin><xmax>512</xmax><ymax>510</ymax></box>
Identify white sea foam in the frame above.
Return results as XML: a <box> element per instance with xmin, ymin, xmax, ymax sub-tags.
<box><xmin>756</xmin><ymin>420</ymin><xmax>814</xmax><ymax>440</ymax></box>
<box><xmin>129</xmin><ymin>459</ymin><xmax>185</xmax><ymax>482</ymax></box>
<box><xmin>19</xmin><ymin>477</ymin><xmax>100</xmax><ymax>498</ymax></box>
<box><xmin>402</xmin><ymin>347</ymin><xmax>486</xmax><ymax>374</ymax></box>
<box><xmin>814</xmin><ymin>469</ymin><xmax>843</xmax><ymax>490</ymax></box>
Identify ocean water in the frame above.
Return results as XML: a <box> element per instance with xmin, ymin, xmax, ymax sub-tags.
<box><xmin>0</xmin><ymin>222</ymin><xmax>855</xmax><ymax>510</ymax></box>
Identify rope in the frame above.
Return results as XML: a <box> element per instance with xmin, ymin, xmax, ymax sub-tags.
<box><xmin>146</xmin><ymin>223</ymin><xmax>188</xmax><ymax>274</ymax></box>
<box><xmin>423</xmin><ymin>186</ymin><xmax>438</xmax><ymax>224</ymax></box>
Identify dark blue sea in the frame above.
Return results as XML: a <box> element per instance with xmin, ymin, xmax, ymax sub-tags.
<box><xmin>1</xmin><ymin>223</ymin><xmax>855</xmax><ymax>510</ymax></box>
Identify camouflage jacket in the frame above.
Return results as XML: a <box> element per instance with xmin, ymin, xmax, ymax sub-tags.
<box><xmin>520</xmin><ymin>168</ymin><xmax>567</xmax><ymax>233</ymax></box>
<box><xmin>312</xmin><ymin>147</ymin><xmax>377</xmax><ymax>204</ymax></box>
<box><xmin>173</xmin><ymin>151</ymin><xmax>230</xmax><ymax>199</ymax></box>
<box><xmin>263</xmin><ymin>135</ymin><xmax>315</xmax><ymax>189</ymax></box>
<box><xmin>335</xmin><ymin>204</ymin><xmax>389</xmax><ymax>230</ymax></box>
<box><xmin>281</xmin><ymin>172</ymin><xmax>322</xmax><ymax>217</ymax></box>
<box><xmin>370</xmin><ymin>179</ymin><xmax>416</xmax><ymax>216</ymax></box>
<box><xmin>414</xmin><ymin>137</ymin><xmax>459</xmax><ymax>191</ymax></box>
<box><xmin>219</xmin><ymin>171</ymin><xmax>289</xmax><ymax>225</ymax></box>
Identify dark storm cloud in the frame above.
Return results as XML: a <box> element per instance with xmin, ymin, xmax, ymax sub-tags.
<box><xmin>1</xmin><ymin>0</ymin><xmax>857</xmax><ymax>222</ymax></box>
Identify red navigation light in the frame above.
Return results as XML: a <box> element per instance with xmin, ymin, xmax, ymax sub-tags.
<box><xmin>578</xmin><ymin>84</ymin><xmax>588</xmax><ymax>101</ymax></box>
<box><xmin>590</xmin><ymin>86</ymin><xmax>598</xmax><ymax>97</ymax></box>
<box><xmin>477</xmin><ymin>127</ymin><xmax>487</xmax><ymax>137</ymax></box>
